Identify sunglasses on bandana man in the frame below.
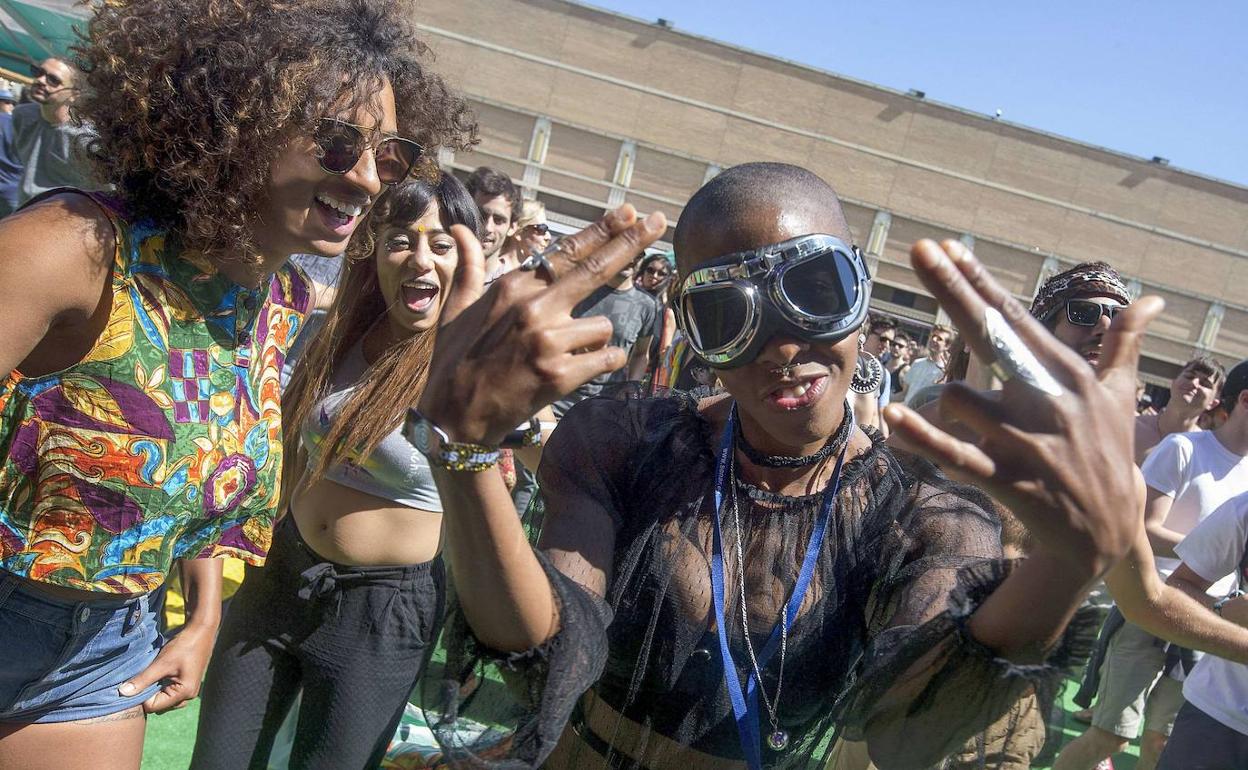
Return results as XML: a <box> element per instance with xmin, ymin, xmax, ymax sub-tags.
<box><xmin>1065</xmin><ymin>298</ymin><xmax>1124</xmax><ymax>327</ymax></box>
<box><xmin>313</xmin><ymin>118</ymin><xmax>423</xmax><ymax>185</ymax></box>
<box><xmin>675</xmin><ymin>234</ymin><xmax>872</xmax><ymax>369</ymax></box>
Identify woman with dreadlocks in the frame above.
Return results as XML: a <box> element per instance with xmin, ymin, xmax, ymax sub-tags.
<box><xmin>408</xmin><ymin>162</ymin><xmax>1158</xmax><ymax>769</ymax></box>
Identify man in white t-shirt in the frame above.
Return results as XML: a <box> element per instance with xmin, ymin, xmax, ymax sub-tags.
<box><xmin>1160</xmin><ymin>490</ymin><xmax>1248</xmax><ymax>768</ymax></box>
<box><xmin>901</xmin><ymin>323</ymin><xmax>950</xmax><ymax>405</ymax></box>
<box><xmin>1135</xmin><ymin>356</ymin><xmax>1225</xmax><ymax>464</ymax></box>
<box><xmin>1142</xmin><ymin>360</ymin><xmax>1248</xmax><ymax>591</ymax></box>
<box><xmin>1057</xmin><ymin>360</ymin><xmax>1248</xmax><ymax>770</ymax></box>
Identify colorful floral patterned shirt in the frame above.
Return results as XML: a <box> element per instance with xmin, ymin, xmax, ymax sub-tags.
<box><xmin>0</xmin><ymin>191</ymin><xmax>311</xmax><ymax>594</ymax></box>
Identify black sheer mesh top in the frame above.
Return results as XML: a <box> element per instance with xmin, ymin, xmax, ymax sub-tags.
<box><xmin>422</xmin><ymin>392</ymin><xmax>1094</xmax><ymax>770</ymax></box>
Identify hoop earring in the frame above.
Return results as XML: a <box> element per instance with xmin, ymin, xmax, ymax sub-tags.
<box><xmin>850</xmin><ymin>351</ymin><xmax>883</xmax><ymax>394</ymax></box>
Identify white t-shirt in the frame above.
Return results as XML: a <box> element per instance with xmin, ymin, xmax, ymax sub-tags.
<box><xmin>1174</xmin><ymin>494</ymin><xmax>1248</xmax><ymax>735</ymax></box>
<box><xmin>1141</xmin><ymin>430</ymin><xmax>1248</xmax><ymax>593</ymax></box>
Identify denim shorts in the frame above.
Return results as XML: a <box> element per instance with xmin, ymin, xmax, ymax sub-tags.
<box><xmin>0</xmin><ymin>572</ymin><xmax>164</xmax><ymax>723</ymax></box>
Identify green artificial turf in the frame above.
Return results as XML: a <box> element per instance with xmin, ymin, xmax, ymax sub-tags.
<box><xmin>142</xmin><ymin>699</ymin><xmax>200</xmax><ymax>770</ymax></box>
<box><xmin>142</xmin><ymin>678</ymin><xmax>1143</xmax><ymax>769</ymax></box>
<box><xmin>1035</xmin><ymin>681</ymin><xmax>1139</xmax><ymax>770</ymax></box>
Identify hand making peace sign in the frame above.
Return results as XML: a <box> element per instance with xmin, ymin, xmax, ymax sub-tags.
<box><xmin>417</xmin><ymin>205</ymin><xmax>668</xmax><ymax>445</ymax></box>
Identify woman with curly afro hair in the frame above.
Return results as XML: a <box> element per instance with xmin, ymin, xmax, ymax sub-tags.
<box><xmin>0</xmin><ymin>1</ymin><xmax>473</xmax><ymax>767</ymax></box>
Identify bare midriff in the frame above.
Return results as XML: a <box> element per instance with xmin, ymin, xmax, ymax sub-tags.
<box><xmin>290</xmin><ymin>478</ymin><xmax>443</xmax><ymax>566</ymax></box>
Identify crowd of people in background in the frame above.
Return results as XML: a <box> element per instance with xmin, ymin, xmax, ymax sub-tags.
<box><xmin>0</xmin><ymin>2</ymin><xmax>1246</xmax><ymax>770</ymax></box>
<box><xmin>0</xmin><ymin>59</ymin><xmax>102</xmax><ymax>217</ymax></box>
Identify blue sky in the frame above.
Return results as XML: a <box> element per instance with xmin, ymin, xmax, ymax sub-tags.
<box><xmin>587</xmin><ymin>0</ymin><xmax>1248</xmax><ymax>187</ymax></box>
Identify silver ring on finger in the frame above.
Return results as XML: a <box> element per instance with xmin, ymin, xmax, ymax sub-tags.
<box><xmin>520</xmin><ymin>242</ymin><xmax>566</xmax><ymax>282</ymax></box>
<box><xmin>984</xmin><ymin>306</ymin><xmax>1064</xmax><ymax>397</ymax></box>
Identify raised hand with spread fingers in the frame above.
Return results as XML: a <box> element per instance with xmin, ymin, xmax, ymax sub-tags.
<box><xmin>415</xmin><ymin>204</ymin><xmax>667</xmax><ymax>653</ymax></box>
<box><xmin>887</xmin><ymin>238</ymin><xmax>1163</xmax><ymax>658</ymax></box>
<box><xmin>418</xmin><ymin>205</ymin><xmax>667</xmax><ymax>446</ymax></box>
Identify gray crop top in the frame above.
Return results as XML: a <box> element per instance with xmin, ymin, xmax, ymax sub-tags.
<box><xmin>300</xmin><ymin>340</ymin><xmax>443</xmax><ymax>512</ymax></box>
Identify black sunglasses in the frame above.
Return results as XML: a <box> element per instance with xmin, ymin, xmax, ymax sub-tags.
<box><xmin>31</xmin><ymin>65</ymin><xmax>63</xmax><ymax>88</ymax></box>
<box><xmin>313</xmin><ymin>118</ymin><xmax>422</xmax><ymax>185</ymax></box>
<box><xmin>523</xmin><ymin>223</ymin><xmax>550</xmax><ymax>236</ymax></box>
<box><xmin>1066</xmin><ymin>298</ymin><xmax>1124</xmax><ymax>327</ymax></box>
<box><xmin>643</xmin><ymin>265</ymin><xmax>670</xmax><ymax>276</ymax></box>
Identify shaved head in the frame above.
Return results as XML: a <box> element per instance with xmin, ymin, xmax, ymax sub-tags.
<box><xmin>671</xmin><ymin>164</ymin><xmax>861</xmax><ymax>455</ymax></box>
<box><xmin>673</xmin><ymin>162</ymin><xmax>851</xmax><ymax>275</ymax></box>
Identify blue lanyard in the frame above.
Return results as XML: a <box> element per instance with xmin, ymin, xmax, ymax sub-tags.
<box><xmin>709</xmin><ymin>405</ymin><xmax>848</xmax><ymax>770</ymax></box>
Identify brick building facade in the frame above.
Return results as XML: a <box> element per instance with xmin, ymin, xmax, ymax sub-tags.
<box><xmin>420</xmin><ymin>0</ymin><xmax>1247</xmax><ymax>382</ymax></box>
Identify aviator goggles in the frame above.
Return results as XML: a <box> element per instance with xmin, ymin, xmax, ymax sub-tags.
<box><xmin>675</xmin><ymin>234</ymin><xmax>871</xmax><ymax>368</ymax></box>
<box><xmin>314</xmin><ymin>118</ymin><xmax>423</xmax><ymax>185</ymax></box>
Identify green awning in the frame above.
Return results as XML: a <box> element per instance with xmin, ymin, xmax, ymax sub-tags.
<box><xmin>0</xmin><ymin>0</ymin><xmax>87</xmax><ymax>77</ymax></box>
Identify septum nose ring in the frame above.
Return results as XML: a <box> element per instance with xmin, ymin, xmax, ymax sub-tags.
<box><xmin>771</xmin><ymin>364</ymin><xmax>796</xmax><ymax>379</ymax></box>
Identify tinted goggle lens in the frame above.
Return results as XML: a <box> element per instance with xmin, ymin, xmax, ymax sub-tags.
<box><xmin>778</xmin><ymin>249</ymin><xmax>855</xmax><ymax>317</ymax></box>
<box><xmin>682</xmin><ymin>286</ymin><xmax>751</xmax><ymax>353</ymax></box>
<box><xmin>1066</xmin><ymin>299</ymin><xmax>1122</xmax><ymax>327</ymax></box>
<box><xmin>315</xmin><ymin>120</ymin><xmax>423</xmax><ymax>185</ymax></box>
<box><xmin>678</xmin><ymin>236</ymin><xmax>866</xmax><ymax>366</ymax></box>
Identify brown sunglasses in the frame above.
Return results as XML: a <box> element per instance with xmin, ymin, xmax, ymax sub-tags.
<box><xmin>313</xmin><ymin>118</ymin><xmax>423</xmax><ymax>186</ymax></box>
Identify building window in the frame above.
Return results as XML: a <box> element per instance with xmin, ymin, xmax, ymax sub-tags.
<box><xmin>872</xmin><ymin>284</ymin><xmax>938</xmax><ymax>315</ymax></box>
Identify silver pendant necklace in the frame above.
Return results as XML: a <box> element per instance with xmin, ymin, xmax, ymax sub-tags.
<box><xmin>729</xmin><ymin>459</ymin><xmax>790</xmax><ymax>752</ymax></box>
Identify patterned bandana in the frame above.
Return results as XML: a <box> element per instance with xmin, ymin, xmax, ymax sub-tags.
<box><xmin>1030</xmin><ymin>261</ymin><xmax>1131</xmax><ymax>322</ymax></box>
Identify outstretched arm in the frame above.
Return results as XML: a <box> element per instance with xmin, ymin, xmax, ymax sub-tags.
<box><xmin>1166</xmin><ymin>563</ymin><xmax>1217</xmax><ymax>608</ymax></box>
<box><xmin>417</xmin><ymin>205</ymin><xmax>666</xmax><ymax>653</ymax></box>
<box><xmin>1108</xmin><ymin>518</ymin><xmax>1248</xmax><ymax>660</ymax></box>
<box><xmin>887</xmin><ymin>239</ymin><xmax>1158</xmax><ymax>661</ymax></box>
<box><xmin>836</xmin><ymin>239</ymin><xmax>1160</xmax><ymax>768</ymax></box>
<box><xmin>886</xmin><ymin>342</ymin><xmax>1248</xmax><ymax>664</ymax></box>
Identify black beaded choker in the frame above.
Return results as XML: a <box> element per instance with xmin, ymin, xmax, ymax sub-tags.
<box><xmin>732</xmin><ymin>401</ymin><xmax>853</xmax><ymax>468</ymax></box>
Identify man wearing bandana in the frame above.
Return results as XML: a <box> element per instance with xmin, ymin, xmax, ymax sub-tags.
<box><xmin>1029</xmin><ymin>262</ymin><xmax>1133</xmax><ymax>368</ymax></box>
<box><xmin>880</xmin><ymin>261</ymin><xmax>1248</xmax><ymax>769</ymax></box>
<box><xmin>1051</xmin><ymin>263</ymin><xmax>1218</xmax><ymax>770</ymax></box>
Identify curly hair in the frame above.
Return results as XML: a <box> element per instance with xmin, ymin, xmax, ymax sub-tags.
<box><xmin>74</xmin><ymin>0</ymin><xmax>477</xmax><ymax>264</ymax></box>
